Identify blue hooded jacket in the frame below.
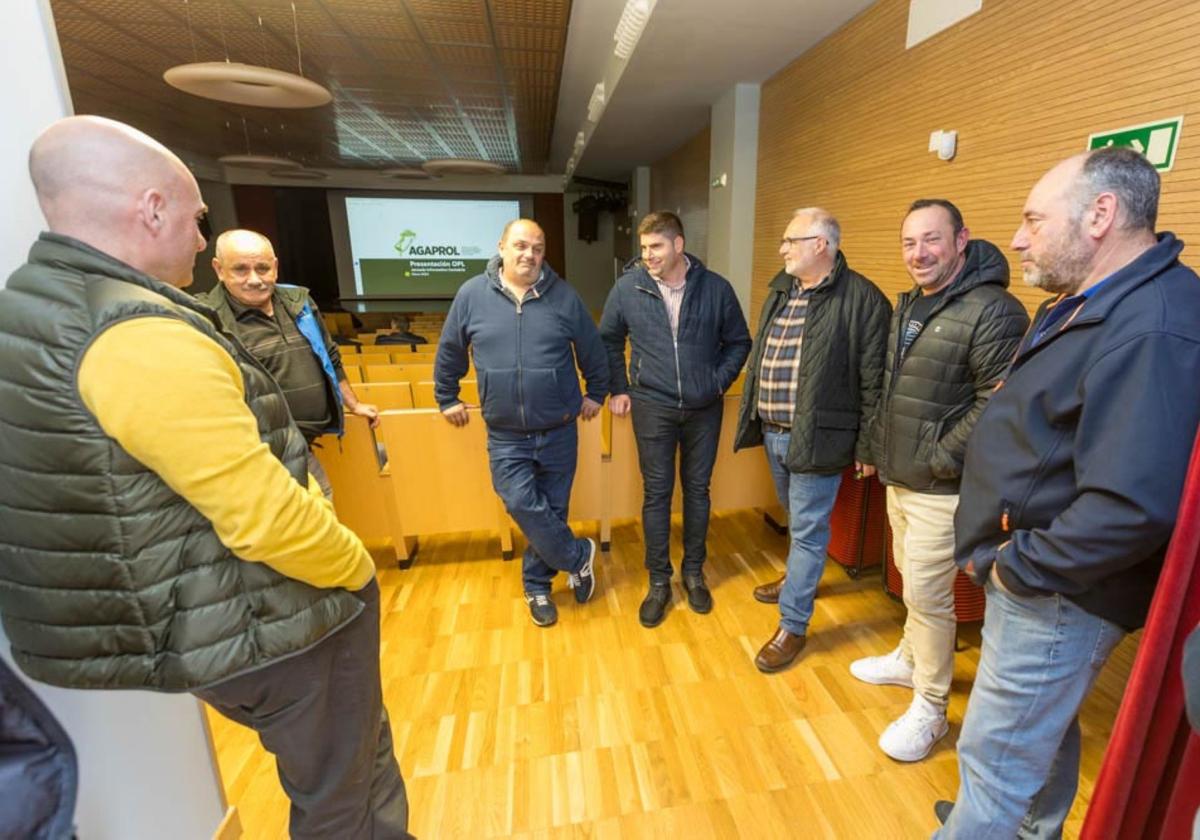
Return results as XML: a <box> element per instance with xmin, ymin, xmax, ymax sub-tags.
<box><xmin>434</xmin><ymin>256</ymin><xmax>609</xmax><ymax>432</ymax></box>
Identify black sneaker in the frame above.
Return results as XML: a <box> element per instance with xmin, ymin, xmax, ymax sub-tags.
<box><xmin>683</xmin><ymin>574</ymin><xmax>713</xmax><ymax>614</ymax></box>
<box><xmin>567</xmin><ymin>538</ymin><xmax>597</xmax><ymax>604</ymax></box>
<box><xmin>525</xmin><ymin>593</ymin><xmax>557</xmax><ymax>627</ymax></box>
<box><xmin>639</xmin><ymin>582</ymin><xmax>672</xmax><ymax>628</ymax></box>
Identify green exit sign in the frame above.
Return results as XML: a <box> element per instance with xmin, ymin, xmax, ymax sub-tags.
<box><xmin>1088</xmin><ymin>116</ymin><xmax>1184</xmax><ymax>171</ymax></box>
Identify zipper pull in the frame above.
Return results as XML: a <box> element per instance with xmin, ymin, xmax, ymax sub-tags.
<box><xmin>1000</xmin><ymin>500</ymin><xmax>1012</xmax><ymax>533</ymax></box>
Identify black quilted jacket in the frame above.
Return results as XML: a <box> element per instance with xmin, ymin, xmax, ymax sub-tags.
<box><xmin>734</xmin><ymin>252</ymin><xmax>891</xmax><ymax>475</ymax></box>
<box><xmin>870</xmin><ymin>239</ymin><xmax>1030</xmax><ymax>494</ymax></box>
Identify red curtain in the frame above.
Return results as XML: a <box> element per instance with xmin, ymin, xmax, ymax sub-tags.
<box><xmin>1082</xmin><ymin>426</ymin><xmax>1200</xmax><ymax>839</ymax></box>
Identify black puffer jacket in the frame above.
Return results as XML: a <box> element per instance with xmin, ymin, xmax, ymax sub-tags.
<box><xmin>871</xmin><ymin>240</ymin><xmax>1029</xmax><ymax>493</ymax></box>
<box><xmin>734</xmin><ymin>252</ymin><xmax>891</xmax><ymax>474</ymax></box>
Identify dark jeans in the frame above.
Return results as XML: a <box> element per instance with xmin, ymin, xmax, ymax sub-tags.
<box><xmin>631</xmin><ymin>397</ymin><xmax>723</xmax><ymax>583</ymax></box>
<box><xmin>487</xmin><ymin>423</ymin><xmax>588</xmax><ymax>595</ymax></box>
<box><xmin>197</xmin><ymin>580</ymin><xmax>411</xmax><ymax>840</ymax></box>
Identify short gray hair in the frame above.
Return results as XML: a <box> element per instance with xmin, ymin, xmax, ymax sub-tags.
<box><xmin>793</xmin><ymin>206</ymin><xmax>841</xmax><ymax>250</ymax></box>
<box><xmin>1073</xmin><ymin>146</ymin><xmax>1159</xmax><ymax>231</ymax></box>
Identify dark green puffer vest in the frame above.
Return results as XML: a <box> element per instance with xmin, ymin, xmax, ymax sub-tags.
<box><xmin>0</xmin><ymin>233</ymin><xmax>363</xmax><ymax>692</ymax></box>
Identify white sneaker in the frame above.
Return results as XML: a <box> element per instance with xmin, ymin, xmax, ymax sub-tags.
<box><xmin>878</xmin><ymin>694</ymin><xmax>949</xmax><ymax>762</ymax></box>
<box><xmin>850</xmin><ymin>646</ymin><xmax>915</xmax><ymax>688</ymax></box>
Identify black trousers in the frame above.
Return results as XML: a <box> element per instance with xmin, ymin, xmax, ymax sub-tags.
<box><xmin>198</xmin><ymin>580</ymin><xmax>411</xmax><ymax>839</ymax></box>
<box><xmin>631</xmin><ymin>397</ymin><xmax>723</xmax><ymax>583</ymax></box>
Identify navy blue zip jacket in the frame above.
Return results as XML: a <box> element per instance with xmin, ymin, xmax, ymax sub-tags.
<box><xmin>599</xmin><ymin>254</ymin><xmax>751</xmax><ymax>409</ymax></box>
<box><xmin>434</xmin><ymin>256</ymin><xmax>609</xmax><ymax>432</ymax></box>
<box><xmin>954</xmin><ymin>233</ymin><xmax>1200</xmax><ymax>630</ymax></box>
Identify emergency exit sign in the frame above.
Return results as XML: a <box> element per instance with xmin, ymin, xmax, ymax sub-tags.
<box><xmin>1088</xmin><ymin>116</ymin><xmax>1183</xmax><ymax>171</ymax></box>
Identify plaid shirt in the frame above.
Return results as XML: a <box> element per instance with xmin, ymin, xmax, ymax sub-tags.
<box><xmin>757</xmin><ymin>277</ymin><xmax>820</xmax><ymax>427</ymax></box>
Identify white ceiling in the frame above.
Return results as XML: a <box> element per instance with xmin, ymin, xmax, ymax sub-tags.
<box><xmin>551</xmin><ymin>0</ymin><xmax>878</xmax><ymax>180</ymax></box>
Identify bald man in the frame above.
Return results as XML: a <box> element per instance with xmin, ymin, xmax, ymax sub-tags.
<box><xmin>936</xmin><ymin>148</ymin><xmax>1200</xmax><ymax>836</ymax></box>
<box><xmin>434</xmin><ymin>219</ymin><xmax>610</xmax><ymax>628</ymax></box>
<box><xmin>198</xmin><ymin>229</ymin><xmax>379</xmax><ymax>498</ymax></box>
<box><xmin>0</xmin><ymin>117</ymin><xmax>411</xmax><ymax>838</ymax></box>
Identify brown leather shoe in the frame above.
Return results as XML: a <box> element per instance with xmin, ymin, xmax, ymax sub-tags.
<box><xmin>753</xmin><ymin>575</ymin><xmax>786</xmax><ymax>604</ymax></box>
<box><xmin>754</xmin><ymin>626</ymin><xmax>807</xmax><ymax>673</ymax></box>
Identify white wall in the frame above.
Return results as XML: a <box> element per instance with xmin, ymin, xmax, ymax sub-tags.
<box><xmin>0</xmin><ymin>0</ymin><xmax>71</xmax><ymax>286</ymax></box>
<box><xmin>0</xmin><ymin>4</ymin><xmax>229</xmax><ymax>837</ymax></box>
<box><xmin>563</xmin><ymin>192</ymin><xmax>620</xmax><ymax>314</ymax></box>
<box><xmin>707</xmin><ymin>83</ymin><xmax>760</xmax><ymax>321</ymax></box>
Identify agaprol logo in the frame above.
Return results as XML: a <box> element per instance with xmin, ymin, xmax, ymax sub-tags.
<box><xmin>394</xmin><ymin>229</ymin><xmax>417</xmax><ymax>255</ymax></box>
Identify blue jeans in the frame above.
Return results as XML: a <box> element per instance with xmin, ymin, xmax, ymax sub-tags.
<box><xmin>487</xmin><ymin>423</ymin><xmax>588</xmax><ymax>596</ymax></box>
<box><xmin>936</xmin><ymin>580</ymin><xmax>1124</xmax><ymax>840</ymax></box>
<box><xmin>763</xmin><ymin>429</ymin><xmax>843</xmax><ymax>636</ymax></box>
<box><xmin>631</xmin><ymin>397</ymin><xmax>723</xmax><ymax>583</ymax></box>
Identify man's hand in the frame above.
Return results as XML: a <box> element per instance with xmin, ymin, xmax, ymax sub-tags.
<box><xmin>442</xmin><ymin>403</ymin><xmax>470</xmax><ymax>427</ymax></box>
<box><xmin>610</xmin><ymin>394</ymin><xmax>631</xmax><ymax>417</ymax></box>
<box><xmin>855</xmin><ymin>461</ymin><xmax>876</xmax><ymax>479</ymax></box>
<box><xmin>988</xmin><ymin>541</ymin><xmax>1013</xmax><ymax>593</ymax></box>
<box><xmin>580</xmin><ymin>397</ymin><xmax>603</xmax><ymax>421</ymax></box>
<box><xmin>350</xmin><ymin>401</ymin><xmax>380</xmax><ymax>429</ymax></box>
<box><xmin>989</xmin><ymin>563</ymin><xmax>1013</xmax><ymax>594</ymax></box>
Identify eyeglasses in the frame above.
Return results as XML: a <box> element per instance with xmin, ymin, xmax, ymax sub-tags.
<box><xmin>780</xmin><ymin>235</ymin><xmax>821</xmax><ymax>249</ymax></box>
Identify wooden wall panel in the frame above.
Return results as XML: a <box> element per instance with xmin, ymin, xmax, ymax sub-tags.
<box><xmin>751</xmin><ymin>0</ymin><xmax>1200</xmax><ymax>324</ymax></box>
<box><xmin>650</xmin><ymin>125</ymin><xmax>712</xmax><ymax>261</ymax></box>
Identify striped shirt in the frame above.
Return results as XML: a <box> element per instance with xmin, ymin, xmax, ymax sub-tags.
<box><xmin>226</xmin><ymin>291</ymin><xmax>334</xmax><ymax>442</ymax></box>
<box><xmin>757</xmin><ymin>277</ymin><xmax>821</xmax><ymax>427</ymax></box>
<box><xmin>652</xmin><ymin>255</ymin><xmax>691</xmax><ymax>337</ymax></box>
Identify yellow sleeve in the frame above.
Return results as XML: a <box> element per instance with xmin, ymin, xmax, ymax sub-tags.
<box><xmin>78</xmin><ymin>316</ymin><xmax>375</xmax><ymax>590</ymax></box>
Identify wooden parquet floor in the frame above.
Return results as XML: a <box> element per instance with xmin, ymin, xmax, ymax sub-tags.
<box><xmin>207</xmin><ymin>510</ymin><xmax>1136</xmax><ymax>839</ymax></box>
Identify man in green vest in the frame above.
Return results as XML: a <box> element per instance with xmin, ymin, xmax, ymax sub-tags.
<box><xmin>0</xmin><ymin>116</ymin><xmax>411</xmax><ymax>838</ymax></box>
<box><xmin>199</xmin><ymin>229</ymin><xmax>379</xmax><ymax>498</ymax></box>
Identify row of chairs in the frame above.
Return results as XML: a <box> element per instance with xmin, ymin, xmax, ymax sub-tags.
<box><xmin>344</xmin><ymin>364</ymin><xmax>484</xmax><ymax>386</ymax></box>
<box><xmin>313</xmin><ymin>380</ymin><xmax>780</xmax><ymax>567</ymax></box>
<box><xmin>342</xmin><ymin>379</ymin><xmax>479</xmax><ymax>410</ymax></box>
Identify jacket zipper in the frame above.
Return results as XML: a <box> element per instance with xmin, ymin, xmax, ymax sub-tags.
<box><xmin>514</xmin><ymin>293</ymin><xmax>526</xmax><ymax>428</ymax></box>
<box><xmin>1000</xmin><ymin>499</ymin><xmax>1012</xmax><ymax>533</ymax></box>
<box><xmin>635</xmin><ymin>284</ymin><xmax>684</xmax><ymax>407</ymax></box>
<box><xmin>880</xmin><ymin>292</ymin><xmax>918</xmax><ymax>477</ymax></box>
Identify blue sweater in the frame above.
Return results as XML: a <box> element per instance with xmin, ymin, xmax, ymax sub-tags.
<box><xmin>434</xmin><ymin>257</ymin><xmax>610</xmax><ymax>432</ymax></box>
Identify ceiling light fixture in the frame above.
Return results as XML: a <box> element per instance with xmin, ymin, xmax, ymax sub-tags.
<box><xmin>587</xmin><ymin>83</ymin><xmax>607</xmax><ymax>123</ymax></box>
<box><xmin>613</xmin><ymin>0</ymin><xmax>652</xmax><ymax>60</ymax></box>
<box><xmin>165</xmin><ymin>2</ymin><xmax>329</xmax><ymax>109</ymax></box>
<box><xmin>270</xmin><ymin>168</ymin><xmax>328</xmax><ymax>180</ymax></box>
<box><xmin>381</xmin><ymin>167</ymin><xmax>434</xmax><ymax>180</ymax></box>
<box><xmin>164</xmin><ymin>62</ymin><xmax>331</xmax><ymax>108</ymax></box>
<box><xmin>422</xmin><ymin>159</ymin><xmax>506</xmax><ymax>177</ymax></box>
<box><xmin>218</xmin><ymin>153</ymin><xmax>302</xmax><ymax>170</ymax></box>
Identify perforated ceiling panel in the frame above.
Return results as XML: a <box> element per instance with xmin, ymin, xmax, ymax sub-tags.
<box><xmin>49</xmin><ymin>0</ymin><xmax>572</xmax><ymax>173</ymax></box>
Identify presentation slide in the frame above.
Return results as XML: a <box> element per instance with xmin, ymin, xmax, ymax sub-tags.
<box><xmin>343</xmin><ymin>196</ymin><xmax>521</xmax><ymax>297</ymax></box>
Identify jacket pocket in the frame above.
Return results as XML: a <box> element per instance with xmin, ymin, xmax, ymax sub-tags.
<box><xmin>811</xmin><ymin>409</ymin><xmax>859</xmax><ymax>470</ymax></box>
<box><xmin>478</xmin><ymin>368</ymin><xmax>523</xmax><ymax>429</ymax></box>
<box><xmin>928</xmin><ymin>418</ymin><xmax>962</xmax><ymax>481</ymax></box>
<box><xmin>679</xmin><ymin>361</ymin><xmax>720</xmax><ymax>407</ymax></box>
<box><xmin>524</xmin><ymin>367</ymin><xmax>578</xmax><ymax>429</ymax></box>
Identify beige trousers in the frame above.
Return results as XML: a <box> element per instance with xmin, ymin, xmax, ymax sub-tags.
<box><xmin>888</xmin><ymin>485</ymin><xmax>960</xmax><ymax>711</ymax></box>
